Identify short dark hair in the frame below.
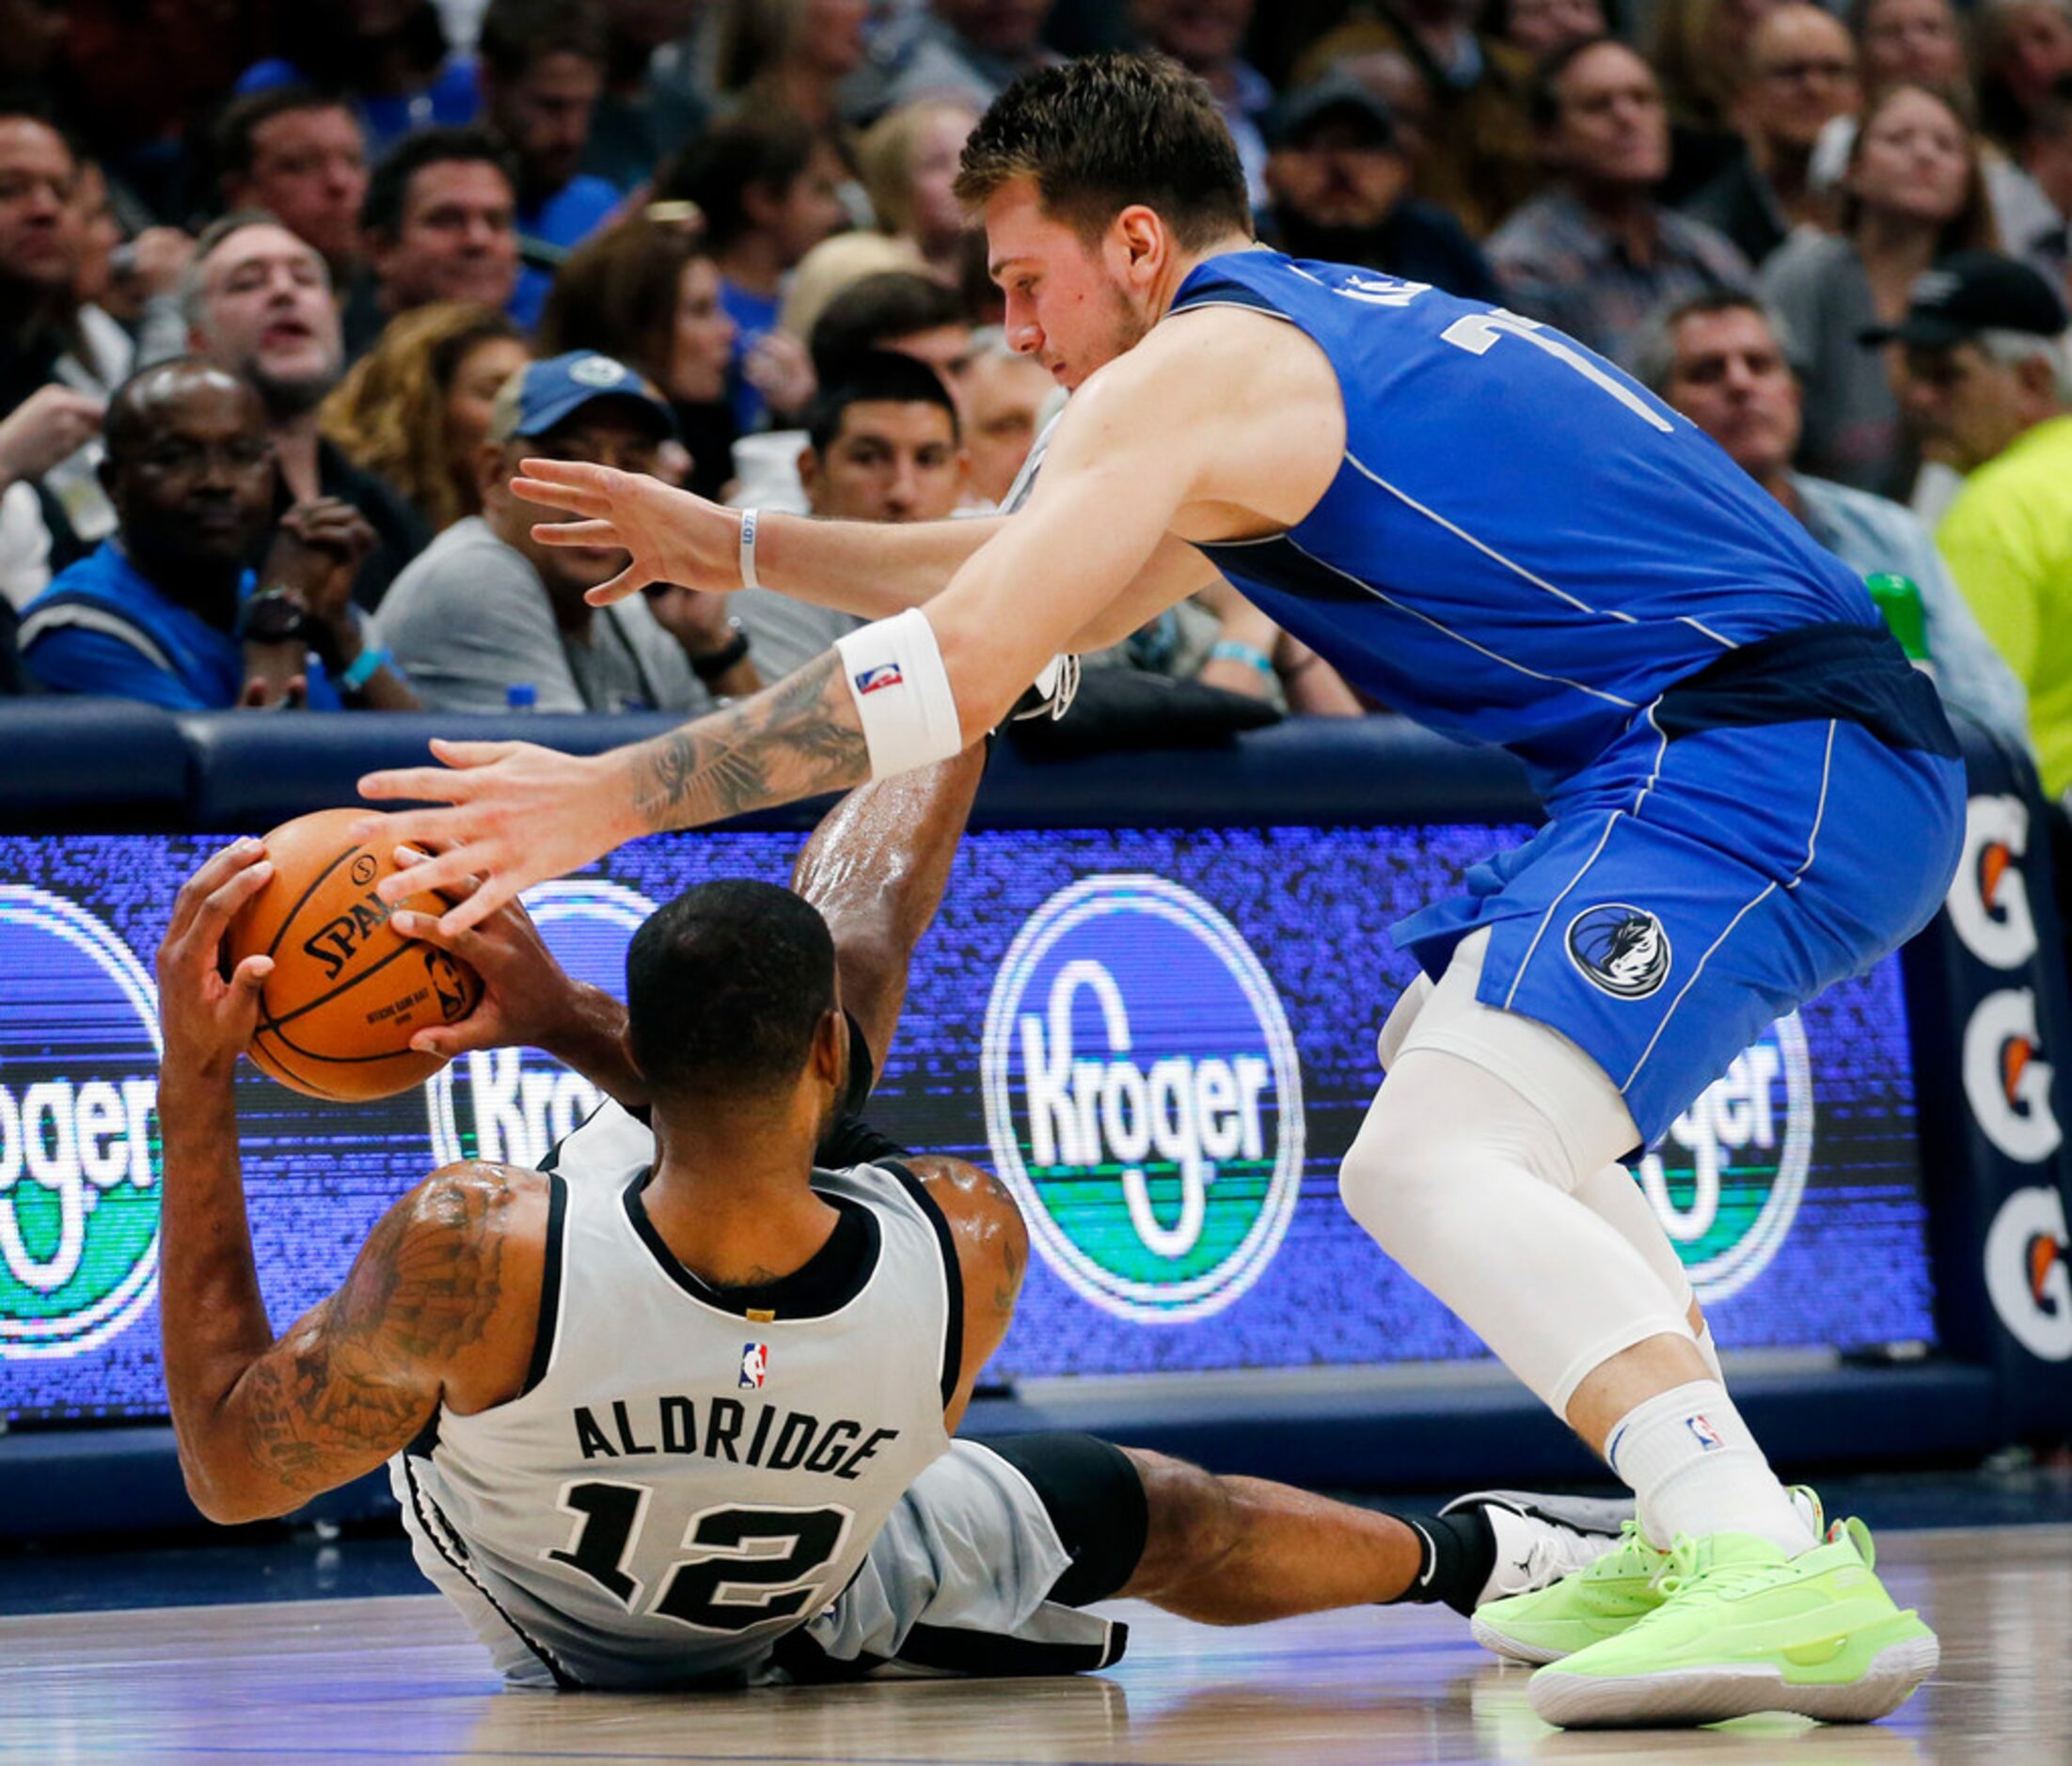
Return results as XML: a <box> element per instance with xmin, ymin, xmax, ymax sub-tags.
<box><xmin>1530</xmin><ymin>36</ymin><xmax>1638</xmax><ymax>132</ymax></box>
<box><xmin>954</xmin><ymin>52</ymin><xmax>1251</xmax><ymax>249</ymax></box>
<box><xmin>361</xmin><ymin>126</ymin><xmax>516</xmax><ymax>239</ymax></box>
<box><xmin>660</xmin><ymin>113</ymin><xmax>824</xmax><ymax>253</ymax></box>
<box><xmin>478</xmin><ymin>0</ymin><xmax>609</xmax><ymax>83</ymax></box>
<box><xmin>806</xmin><ymin>350</ymin><xmax>959</xmax><ymax>454</ymax></box>
<box><xmin>214</xmin><ymin>86</ymin><xmax>357</xmax><ymax>186</ymax></box>
<box><xmin>809</xmin><ymin>272</ymin><xmax>965</xmax><ymax>381</ymax></box>
<box><xmin>625</xmin><ymin>880</ymin><xmax>837</xmax><ymax>1101</ymax></box>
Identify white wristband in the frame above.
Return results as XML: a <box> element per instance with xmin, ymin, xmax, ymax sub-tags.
<box><xmin>833</xmin><ymin>608</ymin><xmax>964</xmax><ymax>780</ymax></box>
<box><xmin>737</xmin><ymin>507</ymin><xmax>761</xmax><ymax>590</ymax></box>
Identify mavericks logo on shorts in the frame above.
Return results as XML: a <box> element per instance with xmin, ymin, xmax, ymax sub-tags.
<box><xmin>0</xmin><ymin>888</ymin><xmax>163</xmax><ymax>1358</ymax></box>
<box><xmin>1636</xmin><ymin>1013</ymin><xmax>1813</xmax><ymax>1303</ymax></box>
<box><xmin>1567</xmin><ymin>904</ymin><xmax>1671</xmax><ymax>1000</ymax></box>
<box><xmin>981</xmin><ymin>875</ymin><xmax>1305</xmax><ymax>1323</ymax></box>
<box><xmin>426</xmin><ymin>879</ymin><xmax>658</xmax><ymax>1169</ymax></box>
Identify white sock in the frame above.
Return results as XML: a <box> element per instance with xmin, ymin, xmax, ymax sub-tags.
<box><xmin>1692</xmin><ymin>1320</ymin><xmax>1724</xmax><ymax>1384</ymax></box>
<box><xmin>1605</xmin><ymin>1380</ymin><xmax>1817</xmax><ymax>1555</ymax></box>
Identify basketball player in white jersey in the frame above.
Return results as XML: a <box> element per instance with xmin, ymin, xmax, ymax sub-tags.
<box><xmin>155</xmin><ymin>749</ymin><xmax>1621</xmax><ymax>1690</ymax></box>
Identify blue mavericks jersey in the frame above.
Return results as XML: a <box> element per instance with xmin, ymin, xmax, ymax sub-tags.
<box><xmin>1172</xmin><ymin>252</ymin><xmax>1880</xmax><ymax>789</ymax></box>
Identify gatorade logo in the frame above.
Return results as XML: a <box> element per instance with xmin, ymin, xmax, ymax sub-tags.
<box><xmin>1985</xmin><ymin>1185</ymin><xmax>2072</xmax><ymax>1362</ymax></box>
<box><xmin>1636</xmin><ymin>1014</ymin><xmax>1813</xmax><ymax>1303</ymax></box>
<box><xmin>1947</xmin><ymin>796</ymin><xmax>2037</xmax><ymax>970</ymax></box>
<box><xmin>0</xmin><ymin>888</ymin><xmax>163</xmax><ymax>1358</ymax></box>
<box><xmin>426</xmin><ymin>880</ymin><xmax>658</xmax><ymax>1169</ymax></box>
<box><xmin>981</xmin><ymin>876</ymin><xmax>1305</xmax><ymax>1323</ymax></box>
<box><xmin>1962</xmin><ymin>989</ymin><xmax>2061</xmax><ymax>1165</ymax></box>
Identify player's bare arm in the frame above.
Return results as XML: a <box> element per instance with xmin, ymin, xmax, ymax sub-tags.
<box><xmin>356</xmin><ymin>309</ymin><xmax>1342</xmax><ymax>933</ymax></box>
<box><xmin>899</xmin><ymin>1153</ymin><xmax>1028</xmax><ymax>1432</ymax></box>
<box><xmin>155</xmin><ymin>841</ymin><xmax>546</xmax><ymax>1523</ymax></box>
<box><xmin>790</xmin><ymin>741</ymin><xmax>986</xmax><ymax>1073</ymax></box>
<box><xmin>512</xmin><ymin>459</ymin><xmax>1008</xmax><ymax>617</ymax></box>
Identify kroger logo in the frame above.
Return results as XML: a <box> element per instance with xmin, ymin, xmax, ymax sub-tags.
<box><xmin>0</xmin><ymin>888</ymin><xmax>163</xmax><ymax>1358</ymax></box>
<box><xmin>981</xmin><ymin>876</ymin><xmax>1305</xmax><ymax>1323</ymax></box>
<box><xmin>426</xmin><ymin>880</ymin><xmax>658</xmax><ymax>1169</ymax></box>
<box><xmin>1635</xmin><ymin>1013</ymin><xmax>1812</xmax><ymax>1303</ymax></box>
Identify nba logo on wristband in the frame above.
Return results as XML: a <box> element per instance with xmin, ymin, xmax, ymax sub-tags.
<box><xmin>854</xmin><ymin>663</ymin><xmax>905</xmax><ymax>695</ymax></box>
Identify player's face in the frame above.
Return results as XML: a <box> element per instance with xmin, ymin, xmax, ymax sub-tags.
<box><xmin>983</xmin><ymin>180</ymin><xmax>1152</xmax><ymax>390</ymax></box>
<box><xmin>1663</xmin><ymin>307</ymin><xmax>1801</xmax><ymax>481</ymax></box>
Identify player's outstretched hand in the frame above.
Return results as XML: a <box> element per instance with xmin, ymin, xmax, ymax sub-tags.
<box><xmin>156</xmin><ymin>838</ymin><xmax>277</xmax><ymax>1080</ymax></box>
<box><xmin>355</xmin><ymin>739</ymin><xmax>641</xmax><ymax>935</ymax></box>
<box><xmin>511</xmin><ymin>458</ymin><xmax>746</xmax><ymax>606</ymax></box>
<box><xmin>388</xmin><ymin>845</ymin><xmax>582</xmax><ymax>1060</ymax></box>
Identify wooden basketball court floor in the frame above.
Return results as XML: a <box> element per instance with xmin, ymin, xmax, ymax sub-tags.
<box><xmin>0</xmin><ymin>1522</ymin><xmax>2064</xmax><ymax>1765</ymax></box>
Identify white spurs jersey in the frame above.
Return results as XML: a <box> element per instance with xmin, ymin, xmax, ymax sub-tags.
<box><xmin>390</xmin><ymin>1102</ymin><xmax>961</xmax><ymax>1689</ymax></box>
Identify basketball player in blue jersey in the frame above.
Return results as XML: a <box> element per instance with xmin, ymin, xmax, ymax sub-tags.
<box><xmin>359</xmin><ymin>53</ymin><xmax>1961</xmax><ymax>1726</ymax></box>
<box><xmin>156</xmin><ymin>754</ymin><xmax>1621</xmax><ymax>1687</ymax></box>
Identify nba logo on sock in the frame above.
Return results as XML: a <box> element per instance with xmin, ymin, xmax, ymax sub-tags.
<box><xmin>739</xmin><ymin>1343</ymin><xmax>768</xmax><ymax>1389</ymax></box>
<box><xmin>1686</xmin><ymin>1412</ymin><xmax>1725</xmax><ymax>1451</ymax></box>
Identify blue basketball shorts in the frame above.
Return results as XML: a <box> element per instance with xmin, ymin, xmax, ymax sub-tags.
<box><xmin>1391</xmin><ymin>717</ymin><xmax>1966</xmax><ymax>1149</ymax></box>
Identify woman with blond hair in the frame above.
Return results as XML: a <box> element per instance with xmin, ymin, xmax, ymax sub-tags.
<box><xmin>1761</xmin><ymin>84</ymin><xmax>2000</xmax><ymax>494</ymax></box>
<box><xmin>320</xmin><ymin>305</ymin><xmax>530</xmax><ymax>535</ymax></box>
<box><xmin>857</xmin><ymin>99</ymin><xmax>980</xmax><ymax>286</ymax></box>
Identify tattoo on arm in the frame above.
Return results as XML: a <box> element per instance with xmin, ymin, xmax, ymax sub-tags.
<box><xmin>228</xmin><ymin>1168</ymin><xmax>514</xmax><ymax>1500</ymax></box>
<box><xmin>632</xmin><ymin>652</ymin><xmax>869</xmax><ymax>833</ymax></box>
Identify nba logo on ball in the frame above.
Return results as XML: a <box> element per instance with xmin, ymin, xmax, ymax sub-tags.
<box><xmin>426</xmin><ymin>879</ymin><xmax>659</xmax><ymax>1169</ymax></box>
<box><xmin>981</xmin><ymin>875</ymin><xmax>1305</xmax><ymax>1323</ymax></box>
<box><xmin>1636</xmin><ymin>1013</ymin><xmax>1813</xmax><ymax>1303</ymax></box>
<box><xmin>0</xmin><ymin>887</ymin><xmax>164</xmax><ymax>1358</ymax></box>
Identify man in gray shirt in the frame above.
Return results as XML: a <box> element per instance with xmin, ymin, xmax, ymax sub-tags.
<box><xmin>377</xmin><ymin>352</ymin><xmax>762</xmax><ymax>713</ymax></box>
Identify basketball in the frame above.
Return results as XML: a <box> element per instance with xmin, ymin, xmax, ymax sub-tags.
<box><xmin>224</xmin><ymin>808</ymin><xmax>483</xmax><ymax>1101</ymax></box>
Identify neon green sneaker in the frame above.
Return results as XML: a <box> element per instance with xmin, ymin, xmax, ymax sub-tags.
<box><xmin>1471</xmin><ymin>1486</ymin><xmax>1823</xmax><ymax>1665</ymax></box>
<box><xmin>1526</xmin><ymin>1519</ymin><xmax>1938</xmax><ymax>1727</ymax></box>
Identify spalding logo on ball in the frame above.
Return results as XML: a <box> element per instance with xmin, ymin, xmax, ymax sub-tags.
<box><xmin>224</xmin><ymin>808</ymin><xmax>482</xmax><ymax>1100</ymax></box>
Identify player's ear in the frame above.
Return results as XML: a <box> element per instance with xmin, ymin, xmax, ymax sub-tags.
<box><xmin>811</xmin><ymin>1007</ymin><xmax>845</xmax><ymax>1088</ymax></box>
<box><xmin>1111</xmin><ymin>204</ymin><xmax>1165</xmax><ymax>282</ymax></box>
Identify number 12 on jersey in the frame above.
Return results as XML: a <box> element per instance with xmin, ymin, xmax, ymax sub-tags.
<box><xmin>546</xmin><ymin>1479</ymin><xmax>855</xmax><ymax>1633</ymax></box>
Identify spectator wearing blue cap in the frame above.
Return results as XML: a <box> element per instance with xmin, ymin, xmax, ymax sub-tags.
<box><xmin>375</xmin><ymin>351</ymin><xmax>763</xmax><ymax>712</ymax></box>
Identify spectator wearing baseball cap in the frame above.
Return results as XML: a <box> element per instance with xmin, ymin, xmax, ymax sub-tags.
<box><xmin>374</xmin><ymin>351</ymin><xmax>763</xmax><ymax>713</ymax></box>
<box><xmin>1874</xmin><ymin>250</ymin><xmax>2072</xmax><ymax>793</ymax></box>
<box><xmin>1262</xmin><ymin>76</ymin><xmax>1500</xmax><ymax>303</ymax></box>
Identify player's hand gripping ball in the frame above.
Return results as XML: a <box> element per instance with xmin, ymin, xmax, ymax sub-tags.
<box><xmin>224</xmin><ymin>808</ymin><xmax>483</xmax><ymax>1099</ymax></box>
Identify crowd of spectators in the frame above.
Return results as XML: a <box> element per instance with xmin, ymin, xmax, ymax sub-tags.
<box><xmin>0</xmin><ymin>0</ymin><xmax>2068</xmax><ymax>777</ymax></box>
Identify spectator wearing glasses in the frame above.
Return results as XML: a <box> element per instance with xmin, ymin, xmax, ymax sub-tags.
<box><xmin>1684</xmin><ymin>6</ymin><xmax>1862</xmax><ymax>267</ymax></box>
<box><xmin>215</xmin><ymin>88</ymin><xmax>372</xmax><ymax>287</ymax></box>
